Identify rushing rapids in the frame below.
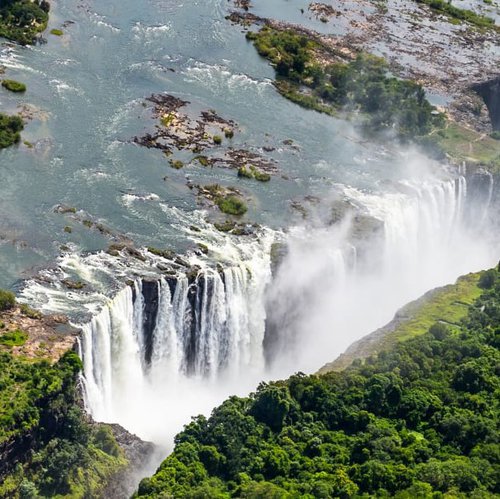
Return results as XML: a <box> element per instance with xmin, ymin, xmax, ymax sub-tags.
<box><xmin>19</xmin><ymin>171</ymin><xmax>499</xmax><ymax>445</ymax></box>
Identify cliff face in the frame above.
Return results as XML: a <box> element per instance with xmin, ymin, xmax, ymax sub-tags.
<box><xmin>473</xmin><ymin>77</ymin><xmax>500</xmax><ymax>132</ymax></box>
<box><xmin>0</xmin><ymin>304</ymin><xmax>79</xmax><ymax>361</ymax></box>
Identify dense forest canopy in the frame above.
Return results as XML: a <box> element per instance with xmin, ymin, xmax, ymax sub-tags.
<box><xmin>0</xmin><ymin>347</ymin><xmax>125</xmax><ymax>497</ymax></box>
<box><xmin>0</xmin><ymin>0</ymin><xmax>49</xmax><ymax>44</ymax></box>
<box><xmin>136</xmin><ymin>266</ymin><xmax>500</xmax><ymax>498</ymax></box>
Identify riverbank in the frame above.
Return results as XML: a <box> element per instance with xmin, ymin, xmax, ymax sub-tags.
<box><xmin>229</xmin><ymin>1</ymin><xmax>500</xmax><ymax>172</ymax></box>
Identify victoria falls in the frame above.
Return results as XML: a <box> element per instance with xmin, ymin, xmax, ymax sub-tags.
<box><xmin>0</xmin><ymin>0</ymin><xmax>499</xmax><ymax>497</ymax></box>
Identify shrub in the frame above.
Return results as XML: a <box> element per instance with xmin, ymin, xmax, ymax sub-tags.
<box><xmin>2</xmin><ymin>80</ymin><xmax>26</xmax><ymax>93</ymax></box>
<box><xmin>194</xmin><ymin>155</ymin><xmax>210</xmax><ymax>167</ymax></box>
<box><xmin>0</xmin><ymin>113</ymin><xmax>24</xmax><ymax>149</ymax></box>
<box><xmin>238</xmin><ymin>165</ymin><xmax>271</xmax><ymax>182</ymax></box>
<box><xmin>429</xmin><ymin>322</ymin><xmax>449</xmax><ymax>340</ymax></box>
<box><xmin>160</xmin><ymin>112</ymin><xmax>175</xmax><ymax>127</ymax></box>
<box><xmin>0</xmin><ymin>290</ymin><xmax>15</xmax><ymax>311</ymax></box>
<box><xmin>478</xmin><ymin>269</ymin><xmax>496</xmax><ymax>289</ymax></box>
<box><xmin>213</xmin><ymin>135</ymin><xmax>222</xmax><ymax>145</ymax></box>
<box><xmin>216</xmin><ymin>195</ymin><xmax>247</xmax><ymax>216</ymax></box>
<box><xmin>20</xmin><ymin>303</ymin><xmax>42</xmax><ymax>319</ymax></box>
<box><xmin>224</xmin><ymin>128</ymin><xmax>234</xmax><ymax>139</ymax></box>
<box><xmin>0</xmin><ymin>329</ymin><xmax>28</xmax><ymax>346</ymax></box>
<box><xmin>169</xmin><ymin>159</ymin><xmax>184</xmax><ymax>169</ymax></box>
<box><xmin>93</xmin><ymin>425</ymin><xmax>121</xmax><ymax>457</ymax></box>
<box><xmin>50</xmin><ymin>28</ymin><xmax>63</xmax><ymax>36</ymax></box>
<box><xmin>238</xmin><ymin>166</ymin><xmax>253</xmax><ymax>179</ymax></box>
<box><xmin>254</xmin><ymin>170</ymin><xmax>271</xmax><ymax>182</ymax></box>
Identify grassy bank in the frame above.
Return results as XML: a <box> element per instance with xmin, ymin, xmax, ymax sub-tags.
<box><xmin>321</xmin><ymin>271</ymin><xmax>485</xmax><ymax>372</ymax></box>
<box><xmin>432</xmin><ymin>123</ymin><xmax>500</xmax><ymax>173</ymax></box>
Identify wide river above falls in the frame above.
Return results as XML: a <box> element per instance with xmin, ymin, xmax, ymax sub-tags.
<box><xmin>0</xmin><ymin>0</ymin><xmax>449</xmax><ymax>288</ymax></box>
<box><xmin>1</xmin><ymin>0</ymin><xmax>499</xmax><ymax>465</ymax></box>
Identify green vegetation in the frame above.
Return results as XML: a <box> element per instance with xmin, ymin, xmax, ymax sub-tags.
<box><xmin>253</xmin><ymin>170</ymin><xmax>271</xmax><ymax>182</ymax></box>
<box><xmin>0</xmin><ymin>329</ymin><xmax>27</xmax><ymax>346</ymax></box>
<box><xmin>137</xmin><ymin>265</ymin><xmax>500</xmax><ymax>498</ymax></box>
<box><xmin>224</xmin><ymin>128</ymin><xmax>234</xmax><ymax>139</ymax></box>
<box><xmin>194</xmin><ymin>155</ymin><xmax>210</xmax><ymax>167</ymax></box>
<box><xmin>0</xmin><ymin>113</ymin><xmax>23</xmax><ymax>149</ymax></box>
<box><xmin>246</xmin><ymin>26</ymin><xmax>500</xmax><ymax>168</ymax></box>
<box><xmin>237</xmin><ymin>165</ymin><xmax>254</xmax><ymax>179</ymax></box>
<box><xmin>160</xmin><ymin>112</ymin><xmax>176</xmax><ymax>127</ymax></box>
<box><xmin>0</xmin><ymin>289</ymin><xmax>16</xmax><ymax>311</ymax></box>
<box><xmin>323</xmin><ymin>272</ymin><xmax>485</xmax><ymax>372</ymax></box>
<box><xmin>0</xmin><ymin>350</ymin><xmax>126</xmax><ymax>497</ymax></box>
<box><xmin>147</xmin><ymin>246</ymin><xmax>176</xmax><ymax>260</ymax></box>
<box><xmin>2</xmin><ymin>79</ymin><xmax>26</xmax><ymax>93</ymax></box>
<box><xmin>200</xmin><ymin>184</ymin><xmax>248</xmax><ymax>216</ymax></box>
<box><xmin>214</xmin><ymin>220</ymin><xmax>248</xmax><ymax>235</ymax></box>
<box><xmin>49</xmin><ymin>28</ymin><xmax>62</xmax><ymax>36</ymax></box>
<box><xmin>414</xmin><ymin>0</ymin><xmax>497</xmax><ymax>29</ymax></box>
<box><xmin>62</xmin><ymin>279</ymin><xmax>85</xmax><ymax>290</ymax></box>
<box><xmin>213</xmin><ymin>135</ymin><xmax>223</xmax><ymax>145</ymax></box>
<box><xmin>20</xmin><ymin>303</ymin><xmax>43</xmax><ymax>319</ymax></box>
<box><xmin>379</xmin><ymin>272</ymin><xmax>483</xmax><ymax>343</ymax></box>
<box><xmin>247</xmin><ymin>28</ymin><xmax>444</xmax><ymax>141</ymax></box>
<box><xmin>432</xmin><ymin>122</ymin><xmax>500</xmax><ymax>172</ymax></box>
<box><xmin>238</xmin><ymin>165</ymin><xmax>271</xmax><ymax>182</ymax></box>
<box><xmin>169</xmin><ymin>159</ymin><xmax>184</xmax><ymax>169</ymax></box>
<box><xmin>216</xmin><ymin>195</ymin><xmax>247</xmax><ymax>216</ymax></box>
<box><xmin>0</xmin><ymin>0</ymin><xmax>49</xmax><ymax>45</ymax></box>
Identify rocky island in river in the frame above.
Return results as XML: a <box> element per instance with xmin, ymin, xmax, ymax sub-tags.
<box><xmin>0</xmin><ymin>0</ymin><xmax>498</xmax><ymax>497</ymax></box>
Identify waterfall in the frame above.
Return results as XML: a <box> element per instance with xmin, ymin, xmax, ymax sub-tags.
<box><xmin>265</xmin><ymin>176</ymin><xmax>498</xmax><ymax>375</ymax></box>
<box><xmin>25</xmin><ymin>174</ymin><xmax>496</xmax><ymax>445</ymax></box>
<box><xmin>80</xmin><ymin>260</ymin><xmax>271</xmax><ymax>442</ymax></box>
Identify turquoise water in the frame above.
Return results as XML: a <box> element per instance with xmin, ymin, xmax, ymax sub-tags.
<box><xmin>0</xmin><ymin>0</ymin><xmax>421</xmax><ymax>289</ymax></box>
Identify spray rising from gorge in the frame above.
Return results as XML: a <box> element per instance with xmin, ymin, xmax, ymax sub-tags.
<box><xmin>18</xmin><ymin>167</ymin><xmax>497</xmax><ymax>447</ymax></box>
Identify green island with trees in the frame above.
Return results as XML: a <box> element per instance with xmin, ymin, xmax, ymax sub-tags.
<box><xmin>0</xmin><ymin>113</ymin><xmax>23</xmax><ymax>149</ymax></box>
<box><xmin>135</xmin><ymin>265</ymin><xmax>500</xmax><ymax>498</ymax></box>
<box><xmin>245</xmin><ymin>27</ymin><xmax>500</xmax><ymax>171</ymax></box>
<box><xmin>0</xmin><ymin>0</ymin><xmax>43</xmax><ymax>150</ymax></box>
<box><xmin>0</xmin><ymin>0</ymin><xmax>49</xmax><ymax>45</ymax></box>
<box><xmin>246</xmin><ymin>28</ymin><xmax>444</xmax><ymax>141</ymax></box>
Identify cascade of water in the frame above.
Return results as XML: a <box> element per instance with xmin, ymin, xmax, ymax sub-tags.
<box><xmin>63</xmin><ymin>175</ymin><xmax>498</xmax><ymax>444</ymax></box>
<box><xmin>265</xmin><ymin>176</ymin><xmax>498</xmax><ymax>376</ymax></box>
<box><xmin>80</xmin><ymin>252</ymin><xmax>273</xmax><ymax>441</ymax></box>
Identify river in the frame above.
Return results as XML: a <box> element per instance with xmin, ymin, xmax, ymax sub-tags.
<box><xmin>0</xmin><ymin>0</ymin><xmax>498</xmax><ymax>466</ymax></box>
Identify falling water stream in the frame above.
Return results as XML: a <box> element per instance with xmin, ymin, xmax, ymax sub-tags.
<box><xmin>0</xmin><ymin>0</ymin><xmax>498</xmax><ymax>476</ymax></box>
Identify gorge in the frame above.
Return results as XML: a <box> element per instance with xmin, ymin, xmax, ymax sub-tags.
<box><xmin>0</xmin><ymin>0</ymin><xmax>499</xmax><ymax>496</ymax></box>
